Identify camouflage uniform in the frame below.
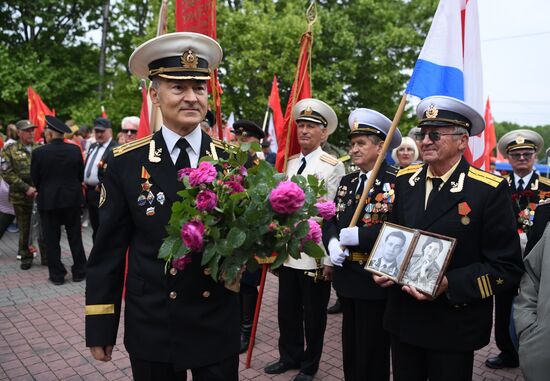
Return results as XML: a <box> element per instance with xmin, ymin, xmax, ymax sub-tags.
<box><xmin>0</xmin><ymin>141</ymin><xmax>45</xmax><ymax>265</ymax></box>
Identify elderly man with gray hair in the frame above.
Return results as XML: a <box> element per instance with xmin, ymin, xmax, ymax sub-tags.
<box><xmin>121</xmin><ymin>116</ymin><xmax>140</xmax><ymax>143</ymax></box>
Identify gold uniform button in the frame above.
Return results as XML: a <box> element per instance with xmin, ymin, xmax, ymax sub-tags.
<box><xmin>202</xmin><ymin>291</ymin><xmax>210</xmax><ymax>298</ymax></box>
<box><xmin>169</xmin><ymin>268</ymin><xmax>177</xmax><ymax>276</ymax></box>
<box><xmin>169</xmin><ymin>291</ymin><xmax>177</xmax><ymax>299</ymax></box>
<box><xmin>203</xmin><ymin>268</ymin><xmax>211</xmax><ymax>276</ymax></box>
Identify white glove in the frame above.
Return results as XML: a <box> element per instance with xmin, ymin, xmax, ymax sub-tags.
<box><xmin>339</xmin><ymin>227</ymin><xmax>359</xmax><ymax>247</ymax></box>
<box><xmin>328</xmin><ymin>238</ymin><xmax>349</xmax><ymax>267</ymax></box>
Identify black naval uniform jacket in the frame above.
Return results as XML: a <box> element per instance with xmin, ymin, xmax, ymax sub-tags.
<box><xmin>85</xmin><ymin>130</ymin><xmax>239</xmax><ymax>370</ymax></box>
<box><xmin>385</xmin><ymin>157</ymin><xmax>524</xmax><ymax>351</ymax></box>
<box><xmin>506</xmin><ymin>172</ymin><xmax>550</xmax><ymax>232</ymax></box>
<box><xmin>323</xmin><ymin>161</ymin><xmax>398</xmax><ymax>300</ymax></box>
<box><xmin>30</xmin><ymin>139</ymin><xmax>84</xmax><ymax>211</ymax></box>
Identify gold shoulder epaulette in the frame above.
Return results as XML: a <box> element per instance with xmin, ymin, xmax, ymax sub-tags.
<box><xmin>320</xmin><ymin>153</ymin><xmax>338</xmax><ymax>166</ymax></box>
<box><xmin>467</xmin><ymin>167</ymin><xmax>503</xmax><ymax>188</ymax></box>
<box><xmin>113</xmin><ymin>135</ymin><xmax>152</xmax><ymax>157</ymax></box>
<box><xmin>397</xmin><ymin>164</ymin><xmax>423</xmax><ymax>177</ymax></box>
<box><xmin>211</xmin><ymin>137</ymin><xmax>237</xmax><ymax>151</ymax></box>
<box><xmin>538</xmin><ymin>176</ymin><xmax>550</xmax><ymax>187</ymax></box>
<box><xmin>338</xmin><ymin>154</ymin><xmax>351</xmax><ymax>162</ymax></box>
<box><xmin>288</xmin><ymin>154</ymin><xmax>300</xmax><ymax>161</ymax></box>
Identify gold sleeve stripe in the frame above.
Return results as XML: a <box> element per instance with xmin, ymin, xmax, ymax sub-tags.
<box><xmin>484</xmin><ymin>274</ymin><xmax>493</xmax><ymax>296</ymax></box>
<box><xmin>113</xmin><ymin>135</ymin><xmax>152</xmax><ymax>157</ymax></box>
<box><xmin>481</xmin><ymin>275</ymin><xmax>491</xmax><ymax>297</ymax></box>
<box><xmin>468</xmin><ymin>170</ymin><xmax>501</xmax><ymax>188</ymax></box>
<box><xmin>477</xmin><ymin>277</ymin><xmax>487</xmax><ymax>298</ymax></box>
<box><xmin>85</xmin><ymin>304</ymin><xmax>115</xmax><ymax>316</ymax></box>
<box><xmin>397</xmin><ymin>164</ymin><xmax>423</xmax><ymax>177</ymax></box>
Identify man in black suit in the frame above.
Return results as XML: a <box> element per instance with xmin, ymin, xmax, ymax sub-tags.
<box><xmin>31</xmin><ymin>116</ymin><xmax>87</xmax><ymax>285</ymax></box>
<box><xmin>322</xmin><ymin>108</ymin><xmax>402</xmax><ymax>381</ymax></box>
<box><xmin>370</xmin><ymin>231</ymin><xmax>407</xmax><ymax>278</ymax></box>
<box><xmin>85</xmin><ymin>32</ymin><xmax>240</xmax><ymax>381</ymax></box>
<box><xmin>374</xmin><ymin>96</ymin><xmax>524</xmax><ymax>381</ymax></box>
<box><xmin>483</xmin><ymin>129</ymin><xmax>550</xmax><ymax>369</ymax></box>
<box><xmin>83</xmin><ymin>117</ymin><xmax>117</xmax><ymax>241</ymax></box>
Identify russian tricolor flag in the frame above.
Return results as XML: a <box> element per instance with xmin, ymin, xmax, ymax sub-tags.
<box><xmin>406</xmin><ymin>0</ymin><xmax>486</xmax><ymax>168</ymax></box>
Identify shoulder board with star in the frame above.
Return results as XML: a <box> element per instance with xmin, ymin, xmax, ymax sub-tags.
<box><xmin>210</xmin><ymin>137</ymin><xmax>238</xmax><ymax>151</ymax></box>
<box><xmin>467</xmin><ymin>167</ymin><xmax>504</xmax><ymax>188</ymax></box>
<box><xmin>320</xmin><ymin>153</ymin><xmax>339</xmax><ymax>166</ymax></box>
<box><xmin>113</xmin><ymin>135</ymin><xmax>152</xmax><ymax>157</ymax></box>
<box><xmin>338</xmin><ymin>154</ymin><xmax>351</xmax><ymax>162</ymax></box>
<box><xmin>538</xmin><ymin>176</ymin><xmax>550</xmax><ymax>187</ymax></box>
<box><xmin>396</xmin><ymin>164</ymin><xmax>423</xmax><ymax>177</ymax></box>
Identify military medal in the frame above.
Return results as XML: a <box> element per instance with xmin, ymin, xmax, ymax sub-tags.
<box><xmin>137</xmin><ymin>194</ymin><xmax>147</xmax><ymax>206</ymax></box>
<box><xmin>141</xmin><ymin>166</ymin><xmax>153</xmax><ymax>191</ymax></box>
<box><xmin>146</xmin><ymin>207</ymin><xmax>155</xmax><ymax>216</ymax></box>
<box><xmin>458</xmin><ymin>202</ymin><xmax>471</xmax><ymax>225</ymax></box>
<box><xmin>147</xmin><ymin>191</ymin><xmax>155</xmax><ymax>204</ymax></box>
<box><xmin>157</xmin><ymin>192</ymin><xmax>165</xmax><ymax>205</ymax></box>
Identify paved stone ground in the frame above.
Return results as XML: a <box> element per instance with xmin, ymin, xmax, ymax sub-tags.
<box><xmin>0</xmin><ymin>226</ymin><xmax>525</xmax><ymax>380</ymax></box>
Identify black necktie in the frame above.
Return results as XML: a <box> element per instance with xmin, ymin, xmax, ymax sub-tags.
<box><xmin>175</xmin><ymin>139</ymin><xmax>191</xmax><ymax>169</ymax></box>
<box><xmin>85</xmin><ymin>144</ymin><xmax>101</xmax><ymax>179</ymax></box>
<box><xmin>297</xmin><ymin>157</ymin><xmax>306</xmax><ymax>175</ymax></box>
<box><xmin>356</xmin><ymin>173</ymin><xmax>367</xmax><ymax>196</ymax></box>
<box><xmin>426</xmin><ymin>177</ymin><xmax>443</xmax><ymax>210</ymax></box>
<box><xmin>517</xmin><ymin>178</ymin><xmax>525</xmax><ymax>193</ymax></box>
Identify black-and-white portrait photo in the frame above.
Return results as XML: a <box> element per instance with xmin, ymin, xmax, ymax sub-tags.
<box><xmin>366</xmin><ymin>223</ymin><xmax>415</xmax><ymax>279</ymax></box>
<box><xmin>401</xmin><ymin>235</ymin><xmax>453</xmax><ymax>296</ymax></box>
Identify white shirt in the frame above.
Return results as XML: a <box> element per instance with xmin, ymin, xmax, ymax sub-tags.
<box><xmin>162</xmin><ymin>125</ymin><xmax>202</xmax><ymax>168</ymax></box>
<box><xmin>515</xmin><ymin>171</ymin><xmax>534</xmax><ymax>189</ymax></box>
<box><xmin>84</xmin><ymin>138</ymin><xmax>112</xmax><ymax>186</ymax></box>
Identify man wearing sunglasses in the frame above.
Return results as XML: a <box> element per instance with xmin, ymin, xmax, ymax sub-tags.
<box><xmin>374</xmin><ymin>96</ymin><xmax>524</xmax><ymax>381</ymax></box>
<box><xmin>484</xmin><ymin>129</ymin><xmax>550</xmax><ymax>370</ymax></box>
<box><xmin>121</xmin><ymin>116</ymin><xmax>140</xmax><ymax>143</ymax></box>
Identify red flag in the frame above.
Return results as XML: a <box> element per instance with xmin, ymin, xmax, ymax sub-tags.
<box><xmin>137</xmin><ymin>82</ymin><xmax>151</xmax><ymax>139</ymax></box>
<box><xmin>269</xmin><ymin>75</ymin><xmax>284</xmax><ymax>138</ymax></box>
<box><xmin>175</xmin><ymin>0</ymin><xmax>223</xmax><ymax>139</ymax></box>
<box><xmin>483</xmin><ymin>97</ymin><xmax>497</xmax><ymax>170</ymax></box>
<box><xmin>28</xmin><ymin>87</ymin><xmax>55</xmax><ymax>141</ymax></box>
<box><xmin>275</xmin><ymin>32</ymin><xmax>313</xmax><ymax>172</ymax></box>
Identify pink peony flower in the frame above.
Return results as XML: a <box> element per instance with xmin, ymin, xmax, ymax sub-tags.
<box><xmin>225</xmin><ymin>180</ymin><xmax>245</xmax><ymax>194</ymax></box>
<box><xmin>239</xmin><ymin>166</ymin><xmax>248</xmax><ymax>176</ymax></box>
<box><xmin>316</xmin><ymin>200</ymin><xmax>336</xmax><ymax>220</ymax></box>
<box><xmin>178</xmin><ymin>167</ymin><xmax>194</xmax><ymax>181</ymax></box>
<box><xmin>188</xmin><ymin>161</ymin><xmax>217</xmax><ymax>186</ymax></box>
<box><xmin>196</xmin><ymin>189</ymin><xmax>218</xmax><ymax>212</ymax></box>
<box><xmin>302</xmin><ymin>218</ymin><xmax>322</xmax><ymax>245</ymax></box>
<box><xmin>181</xmin><ymin>220</ymin><xmax>205</xmax><ymax>252</ymax></box>
<box><xmin>172</xmin><ymin>255</ymin><xmax>192</xmax><ymax>270</ymax></box>
<box><xmin>269</xmin><ymin>181</ymin><xmax>305</xmax><ymax>214</ymax></box>
<box><xmin>228</xmin><ymin>174</ymin><xmax>243</xmax><ymax>183</ymax></box>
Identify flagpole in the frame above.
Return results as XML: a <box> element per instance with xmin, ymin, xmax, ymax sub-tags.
<box><xmin>348</xmin><ymin>93</ymin><xmax>408</xmax><ymax>227</ymax></box>
<box><xmin>261</xmin><ymin>105</ymin><xmax>270</xmax><ymax>135</ymax></box>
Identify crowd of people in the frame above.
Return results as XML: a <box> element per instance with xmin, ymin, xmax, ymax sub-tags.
<box><xmin>1</xmin><ymin>31</ymin><xmax>549</xmax><ymax>381</ymax></box>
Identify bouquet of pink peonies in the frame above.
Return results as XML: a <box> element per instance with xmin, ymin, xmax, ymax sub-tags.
<box><xmin>158</xmin><ymin>143</ymin><xmax>336</xmax><ymax>284</ymax></box>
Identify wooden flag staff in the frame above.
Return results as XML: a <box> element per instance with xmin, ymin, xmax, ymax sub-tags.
<box><xmin>348</xmin><ymin>93</ymin><xmax>408</xmax><ymax>228</ymax></box>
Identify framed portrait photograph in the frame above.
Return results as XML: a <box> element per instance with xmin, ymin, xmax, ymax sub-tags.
<box><xmin>401</xmin><ymin>232</ymin><xmax>456</xmax><ymax>297</ymax></box>
<box><xmin>365</xmin><ymin>222</ymin><xmax>416</xmax><ymax>280</ymax></box>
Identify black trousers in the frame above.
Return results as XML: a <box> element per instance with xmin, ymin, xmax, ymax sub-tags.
<box><xmin>86</xmin><ymin>185</ymin><xmax>100</xmax><ymax>241</ymax></box>
<box><xmin>130</xmin><ymin>354</ymin><xmax>238</xmax><ymax>381</ymax></box>
<box><xmin>277</xmin><ymin>266</ymin><xmax>331</xmax><ymax>376</ymax></box>
<box><xmin>340</xmin><ymin>296</ymin><xmax>390</xmax><ymax>381</ymax></box>
<box><xmin>391</xmin><ymin>335</ymin><xmax>474</xmax><ymax>381</ymax></box>
<box><xmin>40</xmin><ymin>207</ymin><xmax>87</xmax><ymax>282</ymax></box>
<box><xmin>0</xmin><ymin>211</ymin><xmax>14</xmax><ymax>239</ymax></box>
<box><xmin>494</xmin><ymin>288</ymin><xmax>519</xmax><ymax>362</ymax></box>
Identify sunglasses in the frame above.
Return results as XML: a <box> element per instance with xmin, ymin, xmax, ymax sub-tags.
<box><xmin>122</xmin><ymin>129</ymin><xmax>135</xmax><ymax>135</ymax></box>
<box><xmin>414</xmin><ymin>131</ymin><xmax>464</xmax><ymax>142</ymax></box>
<box><xmin>509</xmin><ymin>152</ymin><xmax>534</xmax><ymax>160</ymax></box>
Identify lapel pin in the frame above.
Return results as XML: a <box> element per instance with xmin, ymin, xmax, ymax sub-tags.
<box><xmin>146</xmin><ymin>207</ymin><xmax>155</xmax><ymax>216</ymax></box>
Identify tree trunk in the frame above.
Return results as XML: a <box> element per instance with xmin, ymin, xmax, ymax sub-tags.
<box><xmin>98</xmin><ymin>0</ymin><xmax>110</xmax><ymax>100</ymax></box>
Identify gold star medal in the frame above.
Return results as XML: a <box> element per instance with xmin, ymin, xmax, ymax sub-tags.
<box><xmin>141</xmin><ymin>166</ymin><xmax>152</xmax><ymax>191</ymax></box>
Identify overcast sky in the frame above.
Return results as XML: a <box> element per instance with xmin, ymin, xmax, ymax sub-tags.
<box><xmin>478</xmin><ymin>0</ymin><xmax>550</xmax><ymax>126</ymax></box>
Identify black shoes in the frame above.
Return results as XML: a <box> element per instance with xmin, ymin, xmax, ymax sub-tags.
<box><xmin>327</xmin><ymin>300</ymin><xmax>342</xmax><ymax>314</ymax></box>
<box><xmin>264</xmin><ymin>361</ymin><xmax>299</xmax><ymax>374</ymax></box>
<box><xmin>72</xmin><ymin>274</ymin><xmax>86</xmax><ymax>282</ymax></box>
<box><xmin>485</xmin><ymin>355</ymin><xmax>519</xmax><ymax>369</ymax></box>
<box><xmin>293</xmin><ymin>372</ymin><xmax>313</xmax><ymax>381</ymax></box>
<box><xmin>20</xmin><ymin>262</ymin><xmax>32</xmax><ymax>270</ymax></box>
<box><xmin>49</xmin><ymin>278</ymin><xmax>64</xmax><ymax>286</ymax></box>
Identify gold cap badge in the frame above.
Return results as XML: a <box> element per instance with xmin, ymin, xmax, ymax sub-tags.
<box><xmin>426</xmin><ymin>104</ymin><xmax>439</xmax><ymax>119</ymax></box>
<box><xmin>304</xmin><ymin>106</ymin><xmax>313</xmax><ymax>116</ymax></box>
<box><xmin>181</xmin><ymin>49</ymin><xmax>198</xmax><ymax>68</ymax></box>
<box><xmin>515</xmin><ymin>135</ymin><xmax>525</xmax><ymax>144</ymax></box>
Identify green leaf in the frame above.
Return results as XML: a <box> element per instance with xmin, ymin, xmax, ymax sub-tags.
<box><xmin>294</xmin><ymin>220</ymin><xmax>310</xmax><ymax>239</ymax></box>
<box><xmin>158</xmin><ymin>237</ymin><xmax>180</xmax><ymax>259</ymax></box>
<box><xmin>302</xmin><ymin>241</ymin><xmax>326</xmax><ymax>259</ymax></box>
<box><xmin>227</xmin><ymin>227</ymin><xmax>246</xmax><ymax>248</ymax></box>
<box><xmin>201</xmin><ymin>243</ymin><xmax>217</xmax><ymax>266</ymax></box>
